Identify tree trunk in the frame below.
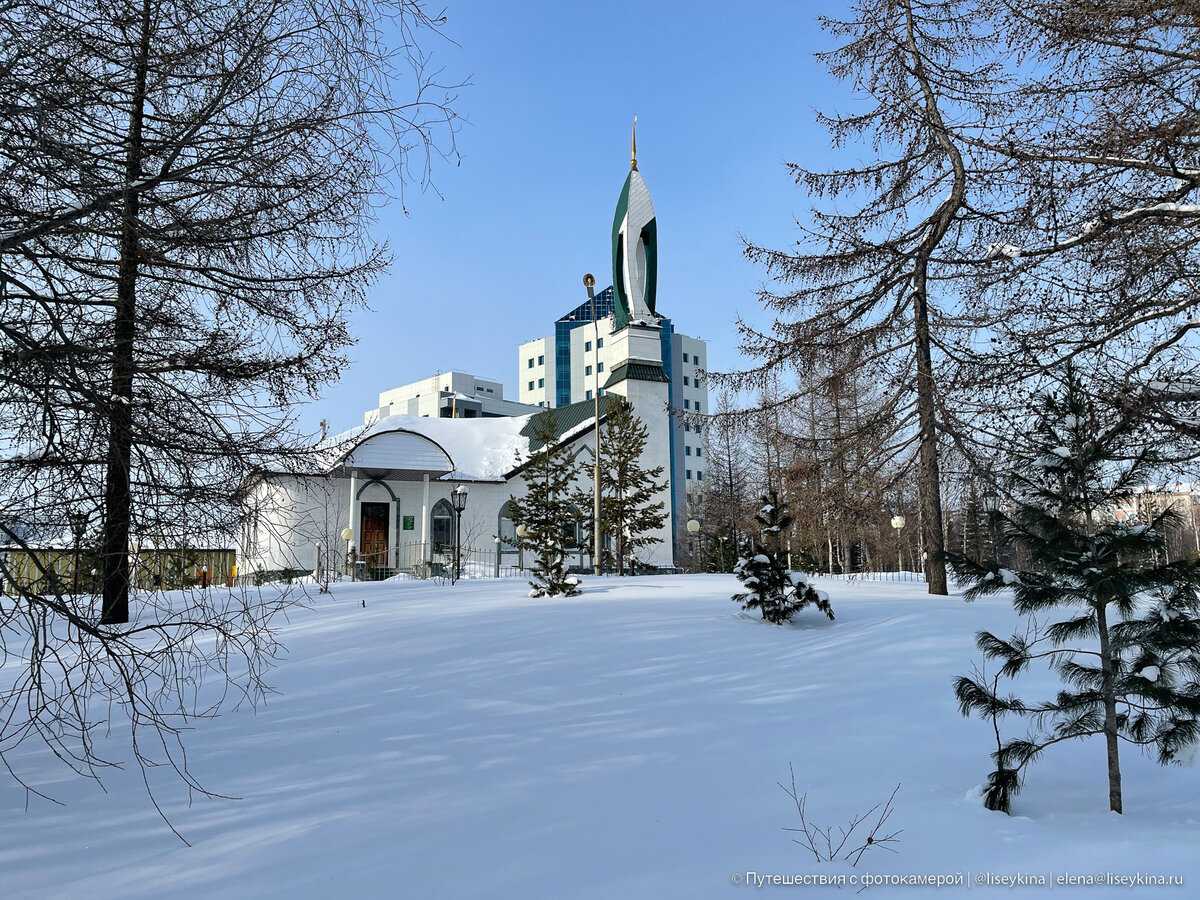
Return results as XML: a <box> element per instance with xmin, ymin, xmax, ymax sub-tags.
<box><xmin>100</xmin><ymin>0</ymin><xmax>153</xmax><ymax>625</ymax></box>
<box><xmin>913</xmin><ymin>287</ymin><xmax>948</xmax><ymax>594</ymax></box>
<box><xmin>904</xmin><ymin>0</ymin><xmax>960</xmax><ymax>596</ymax></box>
<box><xmin>1095</xmin><ymin>602</ymin><xmax>1124</xmax><ymax>813</ymax></box>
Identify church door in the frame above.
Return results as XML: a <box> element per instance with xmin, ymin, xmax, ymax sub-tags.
<box><xmin>360</xmin><ymin>502</ymin><xmax>390</xmax><ymax>569</ymax></box>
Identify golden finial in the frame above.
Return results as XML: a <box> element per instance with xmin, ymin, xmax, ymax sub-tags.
<box><xmin>630</xmin><ymin>114</ymin><xmax>638</xmax><ymax>170</ymax></box>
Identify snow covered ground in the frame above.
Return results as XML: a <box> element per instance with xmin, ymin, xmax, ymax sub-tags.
<box><xmin>2</xmin><ymin>575</ymin><xmax>1196</xmax><ymax>898</ymax></box>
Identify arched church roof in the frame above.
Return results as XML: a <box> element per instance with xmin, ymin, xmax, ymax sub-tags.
<box><xmin>267</xmin><ymin>398</ymin><xmax>619</xmax><ymax>483</ymax></box>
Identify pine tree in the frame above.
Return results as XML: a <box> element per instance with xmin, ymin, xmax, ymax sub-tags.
<box><xmin>733</xmin><ymin>491</ymin><xmax>834</xmax><ymax>625</ymax></box>
<box><xmin>509</xmin><ymin>411</ymin><xmax>582</xmax><ymax>598</ymax></box>
<box><xmin>950</xmin><ymin>369</ymin><xmax>1200</xmax><ymax>815</ymax></box>
<box><xmin>577</xmin><ymin>400</ymin><xmax>668</xmax><ymax>575</ymax></box>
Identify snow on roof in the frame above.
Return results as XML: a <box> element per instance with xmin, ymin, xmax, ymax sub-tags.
<box><xmin>321</xmin><ymin>413</ymin><xmax>536</xmax><ymax>481</ymax></box>
<box><xmin>275</xmin><ymin>398</ymin><xmax>614</xmax><ymax>483</ymax></box>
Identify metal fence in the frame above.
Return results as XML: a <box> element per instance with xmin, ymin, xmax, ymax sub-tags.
<box><xmin>825</xmin><ymin>570</ymin><xmax>927</xmax><ymax>583</ymax></box>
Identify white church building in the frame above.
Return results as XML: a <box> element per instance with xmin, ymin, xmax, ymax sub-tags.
<box><xmin>239</xmin><ymin>130</ymin><xmax>706</xmax><ymax>578</ymax></box>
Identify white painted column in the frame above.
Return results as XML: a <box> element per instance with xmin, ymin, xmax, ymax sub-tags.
<box><xmin>347</xmin><ymin>470</ymin><xmax>358</xmax><ymax>567</ymax></box>
<box><xmin>420</xmin><ymin>473</ymin><xmax>431</xmax><ymax>565</ymax></box>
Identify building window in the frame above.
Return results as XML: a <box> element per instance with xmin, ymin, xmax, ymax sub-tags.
<box><xmin>431</xmin><ymin>499</ymin><xmax>455</xmax><ymax>550</ymax></box>
<box><xmin>585</xmin><ymin>365</ymin><xmax>592</xmax><ymax>376</ymax></box>
<box><xmin>696</xmin><ymin>447</ymin><xmax>702</xmax><ymax>457</ymax></box>
<box><xmin>685</xmin><ymin>446</ymin><xmax>692</xmax><ymax>456</ymax></box>
<box><xmin>586</xmin><ymin>389</ymin><xmax>593</xmax><ymax>400</ymax></box>
<box><xmin>597</xmin><ymin>362</ymin><xmax>604</xmax><ymax>372</ymax></box>
<box><xmin>683</xmin><ymin>376</ymin><xmax>690</xmax><ymax>386</ymax></box>
<box><xmin>528</xmin><ymin>381</ymin><xmax>534</xmax><ymax>391</ymax></box>
<box><xmin>697</xmin><ymin>470</ymin><xmax>703</xmax><ymax>481</ymax></box>
<box><xmin>684</xmin><ymin>399</ymin><xmax>690</xmax><ymax>409</ymax></box>
<box><xmin>538</xmin><ymin>355</ymin><xmax>544</xmax><ymax>365</ymax></box>
<box><xmin>695</xmin><ymin>402</ymin><xmax>701</xmax><ymax>413</ymax></box>
<box><xmin>538</xmin><ymin>378</ymin><xmax>544</xmax><ymax>388</ymax></box>
<box><xmin>683</xmin><ymin>352</ymin><xmax>689</xmax><ymax>362</ymax></box>
<box><xmin>585</xmin><ymin>341</ymin><xmax>592</xmax><ymax>351</ymax></box>
<box><xmin>686</xmin><ymin>469</ymin><xmax>692</xmax><ymax>480</ymax></box>
<box><xmin>528</xmin><ymin>358</ymin><xmax>534</xmax><ymax>368</ymax></box>
<box><xmin>599</xmin><ymin>389</ymin><xmax>605</xmax><ymax>397</ymax></box>
<box><xmin>597</xmin><ymin>338</ymin><xmax>604</xmax><ymax>348</ymax></box>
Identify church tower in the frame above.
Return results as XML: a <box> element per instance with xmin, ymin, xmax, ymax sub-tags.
<box><xmin>611</xmin><ymin>117</ymin><xmax>658</xmax><ymax>330</ymax></box>
<box><xmin>603</xmin><ymin>120</ymin><xmax>674</xmax><ymax>558</ymax></box>
<box><xmin>605</xmin><ymin>118</ymin><xmax>668</xmax><ymax>383</ymax></box>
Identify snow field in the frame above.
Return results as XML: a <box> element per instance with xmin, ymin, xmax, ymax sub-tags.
<box><xmin>0</xmin><ymin>575</ymin><xmax>1196</xmax><ymax>898</ymax></box>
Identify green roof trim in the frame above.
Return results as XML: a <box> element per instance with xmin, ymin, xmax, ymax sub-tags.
<box><xmin>640</xmin><ymin>216</ymin><xmax>657</xmax><ymax>319</ymax></box>
<box><xmin>521</xmin><ymin>394</ymin><xmax>622</xmax><ymax>451</ymax></box>
<box><xmin>602</xmin><ymin>361</ymin><xmax>669</xmax><ymax>389</ymax></box>
<box><xmin>611</xmin><ymin>172</ymin><xmax>632</xmax><ymax>330</ymax></box>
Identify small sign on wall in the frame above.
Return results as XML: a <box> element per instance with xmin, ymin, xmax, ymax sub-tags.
<box><xmin>402</xmin><ymin>515</ymin><xmax>415</xmax><ymax>531</ymax></box>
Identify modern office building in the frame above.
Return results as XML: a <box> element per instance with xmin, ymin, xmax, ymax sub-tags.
<box><xmin>363</xmin><ymin>371</ymin><xmax>542</xmax><ymax>425</ymax></box>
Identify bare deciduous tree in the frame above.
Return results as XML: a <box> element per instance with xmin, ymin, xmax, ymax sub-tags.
<box><xmin>0</xmin><ymin>0</ymin><xmax>461</xmax><ymax>825</ymax></box>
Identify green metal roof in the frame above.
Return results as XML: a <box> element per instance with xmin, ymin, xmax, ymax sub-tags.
<box><xmin>602</xmin><ymin>361</ymin><xmax>669</xmax><ymax>389</ymax></box>
<box><xmin>520</xmin><ymin>394</ymin><xmax>622</xmax><ymax>451</ymax></box>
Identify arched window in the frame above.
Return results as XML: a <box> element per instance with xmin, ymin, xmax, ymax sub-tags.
<box><xmin>498</xmin><ymin>501</ymin><xmax>517</xmax><ymax>551</ymax></box>
<box><xmin>431</xmin><ymin>499</ymin><xmax>455</xmax><ymax>551</ymax></box>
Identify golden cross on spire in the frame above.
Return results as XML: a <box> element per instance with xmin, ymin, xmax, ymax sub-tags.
<box><xmin>630</xmin><ymin>114</ymin><xmax>638</xmax><ymax>171</ymax></box>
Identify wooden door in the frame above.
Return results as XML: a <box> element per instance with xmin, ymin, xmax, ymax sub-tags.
<box><xmin>360</xmin><ymin>502</ymin><xmax>390</xmax><ymax>567</ymax></box>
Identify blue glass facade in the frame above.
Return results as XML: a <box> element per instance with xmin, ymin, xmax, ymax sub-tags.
<box><xmin>554</xmin><ymin>287</ymin><xmax>616</xmax><ymax>408</ymax></box>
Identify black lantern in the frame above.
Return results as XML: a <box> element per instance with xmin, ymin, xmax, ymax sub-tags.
<box><xmin>450</xmin><ymin>485</ymin><xmax>469</xmax><ymax>582</ymax></box>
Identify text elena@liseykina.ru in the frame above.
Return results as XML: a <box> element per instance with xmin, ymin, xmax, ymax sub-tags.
<box><xmin>730</xmin><ymin>870</ymin><xmax>1185</xmax><ymax>889</ymax></box>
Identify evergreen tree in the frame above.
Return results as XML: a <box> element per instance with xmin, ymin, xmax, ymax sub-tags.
<box><xmin>577</xmin><ymin>400</ymin><xmax>668</xmax><ymax>575</ymax></box>
<box><xmin>509</xmin><ymin>411</ymin><xmax>582</xmax><ymax>598</ymax></box>
<box><xmin>951</xmin><ymin>369</ymin><xmax>1200</xmax><ymax>815</ymax></box>
<box><xmin>733</xmin><ymin>491</ymin><xmax>834</xmax><ymax>625</ymax></box>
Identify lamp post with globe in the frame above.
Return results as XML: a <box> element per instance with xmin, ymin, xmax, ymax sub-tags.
<box><xmin>891</xmin><ymin>515</ymin><xmax>906</xmax><ymax>573</ymax></box>
<box><xmin>686</xmin><ymin>518</ymin><xmax>700</xmax><ymax>570</ymax></box>
<box><xmin>341</xmin><ymin>526</ymin><xmax>355</xmax><ymax>581</ymax></box>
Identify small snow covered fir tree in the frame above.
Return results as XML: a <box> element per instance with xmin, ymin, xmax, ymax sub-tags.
<box><xmin>733</xmin><ymin>491</ymin><xmax>834</xmax><ymax>624</ymax></box>
<box><xmin>576</xmin><ymin>399</ymin><xmax>668</xmax><ymax>575</ymax></box>
<box><xmin>508</xmin><ymin>412</ymin><xmax>582</xmax><ymax>598</ymax></box>
<box><xmin>950</xmin><ymin>368</ymin><xmax>1200</xmax><ymax>815</ymax></box>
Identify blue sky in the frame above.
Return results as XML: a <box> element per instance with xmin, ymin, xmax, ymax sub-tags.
<box><xmin>304</xmin><ymin>0</ymin><xmax>849</xmax><ymax>431</ymax></box>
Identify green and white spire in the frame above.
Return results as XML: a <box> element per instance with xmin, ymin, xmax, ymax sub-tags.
<box><xmin>611</xmin><ymin>116</ymin><xmax>658</xmax><ymax>331</ymax></box>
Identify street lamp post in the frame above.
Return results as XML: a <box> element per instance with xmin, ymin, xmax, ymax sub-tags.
<box><xmin>891</xmin><ymin>515</ymin><xmax>906</xmax><ymax>573</ymax></box>
<box><xmin>981</xmin><ymin>489</ymin><xmax>1000</xmax><ymax>564</ymax></box>
<box><xmin>584</xmin><ymin>273</ymin><xmax>602</xmax><ymax>578</ymax></box>
<box><xmin>69</xmin><ymin>511</ymin><xmax>88</xmax><ymax>596</ymax></box>
<box><xmin>686</xmin><ymin>518</ymin><xmax>700</xmax><ymax>570</ymax></box>
<box><xmin>451</xmin><ymin>485</ymin><xmax>469</xmax><ymax>583</ymax></box>
<box><xmin>340</xmin><ymin>526</ymin><xmax>355</xmax><ymax>581</ymax></box>
<box><xmin>516</xmin><ymin>523</ymin><xmax>527</xmax><ymax>571</ymax></box>
<box><xmin>494</xmin><ymin>535</ymin><xmax>501</xmax><ymax>578</ymax></box>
